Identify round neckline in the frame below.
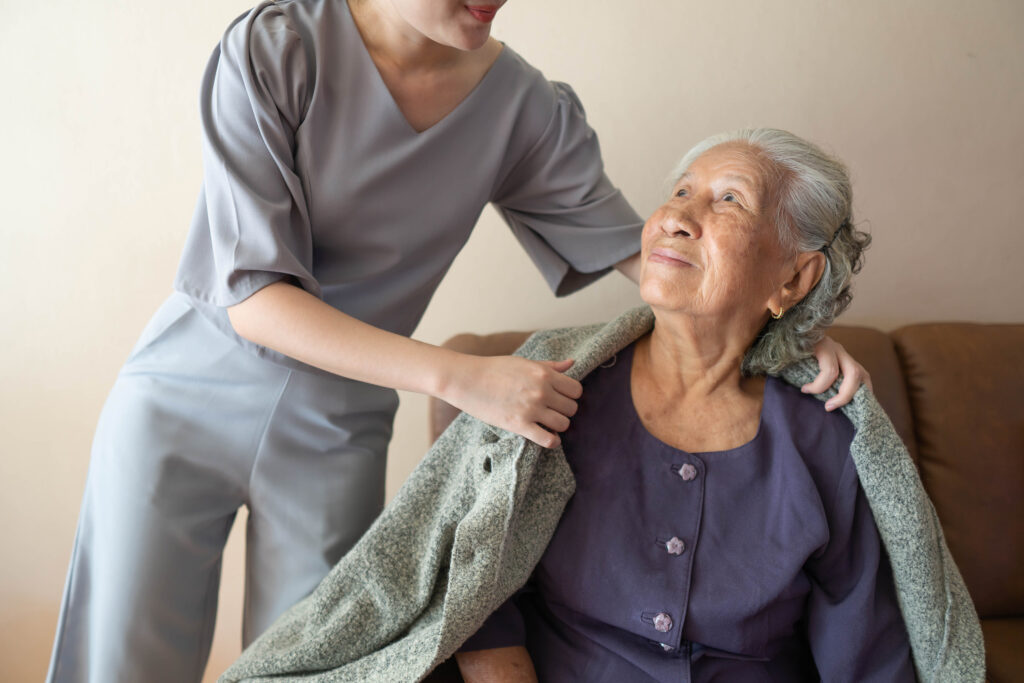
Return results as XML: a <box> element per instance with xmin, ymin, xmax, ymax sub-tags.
<box><xmin>619</xmin><ymin>342</ymin><xmax>772</xmax><ymax>459</ymax></box>
<box><xmin>341</xmin><ymin>0</ymin><xmax>512</xmax><ymax>136</ymax></box>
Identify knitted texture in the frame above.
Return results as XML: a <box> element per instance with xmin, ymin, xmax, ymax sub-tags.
<box><xmin>780</xmin><ymin>359</ymin><xmax>985</xmax><ymax>680</ymax></box>
<box><xmin>221</xmin><ymin>306</ymin><xmax>983</xmax><ymax>682</ymax></box>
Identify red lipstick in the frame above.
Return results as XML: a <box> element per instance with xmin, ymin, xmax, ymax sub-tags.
<box><xmin>466</xmin><ymin>5</ymin><xmax>498</xmax><ymax>22</ymax></box>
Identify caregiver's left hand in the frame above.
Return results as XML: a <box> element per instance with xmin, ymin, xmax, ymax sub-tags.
<box><xmin>803</xmin><ymin>336</ymin><xmax>873</xmax><ymax>411</ymax></box>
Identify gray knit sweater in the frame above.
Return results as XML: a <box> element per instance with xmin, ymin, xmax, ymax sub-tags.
<box><xmin>221</xmin><ymin>306</ymin><xmax>985</xmax><ymax>682</ymax></box>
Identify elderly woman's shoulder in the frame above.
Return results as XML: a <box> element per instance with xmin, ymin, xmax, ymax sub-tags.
<box><xmin>769</xmin><ymin>376</ymin><xmax>857</xmax><ymax>479</ymax></box>
<box><xmin>514</xmin><ymin>308</ymin><xmax>655</xmax><ymax>367</ymax></box>
<box><xmin>515</xmin><ymin>321</ymin><xmax>608</xmax><ymax>361</ymax></box>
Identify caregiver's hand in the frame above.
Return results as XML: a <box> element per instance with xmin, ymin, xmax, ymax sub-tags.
<box><xmin>441</xmin><ymin>355</ymin><xmax>582</xmax><ymax>448</ymax></box>
<box><xmin>804</xmin><ymin>335</ymin><xmax>873</xmax><ymax>411</ymax></box>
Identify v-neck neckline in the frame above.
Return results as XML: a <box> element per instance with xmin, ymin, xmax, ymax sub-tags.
<box><xmin>342</xmin><ymin>0</ymin><xmax>510</xmax><ymax>137</ymax></box>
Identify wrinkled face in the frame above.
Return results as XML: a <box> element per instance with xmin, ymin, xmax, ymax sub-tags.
<box><xmin>385</xmin><ymin>0</ymin><xmax>507</xmax><ymax>50</ymax></box>
<box><xmin>639</xmin><ymin>143</ymin><xmax>793</xmax><ymax>324</ymax></box>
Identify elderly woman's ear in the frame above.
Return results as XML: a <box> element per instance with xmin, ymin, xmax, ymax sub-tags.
<box><xmin>768</xmin><ymin>251</ymin><xmax>826</xmax><ymax>318</ymax></box>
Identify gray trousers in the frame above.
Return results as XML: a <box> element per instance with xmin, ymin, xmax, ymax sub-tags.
<box><xmin>47</xmin><ymin>294</ymin><xmax>398</xmax><ymax>682</ymax></box>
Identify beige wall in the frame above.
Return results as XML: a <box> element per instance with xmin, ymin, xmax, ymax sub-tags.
<box><xmin>2</xmin><ymin>0</ymin><xmax>1021</xmax><ymax>679</ymax></box>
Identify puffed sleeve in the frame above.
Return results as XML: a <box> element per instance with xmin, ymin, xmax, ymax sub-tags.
<box><xmin>804</xmin><ymin>456</ymin><xmax>917</xmax><ymax>681</ymax></box>
<box><xmin>492</xmin><ymin>82</ymin><xmax>643</xmax><ymax>297</ymax></box>
<box><xmin>173</xmin><ymin>2</ymin><xmax>318</xmax><ymax>307</ymax></box>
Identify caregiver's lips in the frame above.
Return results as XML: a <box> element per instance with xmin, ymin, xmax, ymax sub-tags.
<box><xmin>466</xmin><ymin>5</ymin><xmax>499</xmax><ymax>22</ymax></box>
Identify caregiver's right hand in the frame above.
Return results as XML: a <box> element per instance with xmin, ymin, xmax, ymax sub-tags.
<box><xmin>442</xmin><ymin>355</ymin><xmax>582</xmax><ymax>448</ymax></box>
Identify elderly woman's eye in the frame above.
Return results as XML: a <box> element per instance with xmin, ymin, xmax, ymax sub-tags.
<box><xmin>723</xmin><ymin>193</ymin><xmax>737</xmax><ymax>202</ymax></box>
<box><xmin>675</xmin><ymin>188</ymin><xmax>688</xmax><ymax>197</ymax></box>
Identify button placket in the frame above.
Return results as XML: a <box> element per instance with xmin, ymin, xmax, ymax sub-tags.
<box><xmin>647</xmin><ymin>457</ymin><xmax>703</xmax><ymax>656</ymax></box>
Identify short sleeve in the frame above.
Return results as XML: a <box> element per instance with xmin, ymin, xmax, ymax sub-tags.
<box><xmin>804</xmin><ymin>455</ymin><xmax>917</xmax><ymax>682</ymax></box>
<box><xmin>493</xmin><ymin>82</ymin><xmax>643</xmax><ymax>297</ymax></box>
<box><xmin>174</xmin><ymin>2</ymin><xmax>319</xmax><ymax>307</ymax></box>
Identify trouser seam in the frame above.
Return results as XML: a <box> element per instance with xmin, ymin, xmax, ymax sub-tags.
<box><xmin>246</xmin><ymin>370</ymin><xmax>294</xmax><ymax>498</ymax></box>
<box><xmin>242</xmin><ymin>369</ymin><xmax>295</xmax><ymax>644</ymax></box>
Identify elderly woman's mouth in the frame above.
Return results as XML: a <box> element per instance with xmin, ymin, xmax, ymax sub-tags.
<box><xmin>649</xmin><ymin>247</ymin><xmax>696</xmax><ymax>267</ymax></box>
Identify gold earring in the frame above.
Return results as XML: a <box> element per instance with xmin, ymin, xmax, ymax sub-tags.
<box><xmin>771</xmin><ymin>306</ymin><xmax>785</xmax><ymax>320</ymax></box>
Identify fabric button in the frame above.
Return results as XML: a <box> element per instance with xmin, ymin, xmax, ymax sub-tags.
<box><xmin>679</xmin><ymin>463</ymin><xmax>697</xmax><ymax>481</ymax></box>
<box><xmin>666</xmin><ymin>537</ymin><xmax>685</xmax><ymax>555</ymax></box>
<box><xmin>653</xmin><ymin>612</ymin><xmax>673</xmax><ymax>633</ymax></box>
<box><xmin>660</xmin><ymin>642</ymin><xmax>674</xmax><ymax>652</ymax></box>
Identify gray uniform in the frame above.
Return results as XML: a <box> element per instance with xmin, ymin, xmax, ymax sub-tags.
<box><xmin>47</xmin><ymin>0</ymin><xmax>642</xmax><ymax>680</ymax></box>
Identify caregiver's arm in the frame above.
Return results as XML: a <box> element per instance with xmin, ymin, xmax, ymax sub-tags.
<box><xmin>227</xmin><ymin>281</ymin><xmax>581</xmax><ymax>448</ymax></box>
<box><xmin>615</xmin><ymin>252</ymin><xmax>871</xmax><ymax>409</ymax></box>
<box><xmin>455</xmin><ymin>647</ymin><xmax>538</xmax><ymax>683</ymax></box>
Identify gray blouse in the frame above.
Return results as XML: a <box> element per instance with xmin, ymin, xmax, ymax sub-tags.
<box><xmin>173</xmin><ymin>0</ymin><xmax>643</xmax><ymax>371</ymax></box>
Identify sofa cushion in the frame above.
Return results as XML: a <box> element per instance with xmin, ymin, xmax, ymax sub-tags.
<box><xmin>893</xmin><ymin>323</ymin><xmax>1024</xmax><ymax>617</ymax></box>
<box><xmin>980</xmin><ymin>617</ymin><xmax>1024</xmax><ymax>683</ymax></box>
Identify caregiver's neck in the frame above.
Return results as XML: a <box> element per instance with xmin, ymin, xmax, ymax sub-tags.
<box><xmin>348</xmin><ymin>0</ymin><xmax>498</xmax><ymax>72</ymax></box>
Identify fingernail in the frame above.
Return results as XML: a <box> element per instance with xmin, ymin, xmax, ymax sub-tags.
<box><xmin>825</xmin><ymin>401</ymin><xmax>835</xmax><ymax>411</ymax></box>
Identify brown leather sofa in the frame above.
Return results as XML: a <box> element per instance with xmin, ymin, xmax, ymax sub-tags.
<box><xmin>426</xmin><ymin>322</ymin><xmax>1024</xmax><ymax>682</ymax></box>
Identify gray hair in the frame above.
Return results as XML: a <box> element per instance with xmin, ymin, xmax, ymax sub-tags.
<box><xmin>670</xmin><ymin>128</ymin><xmax>871</xmax><ymax>375</ymax></box>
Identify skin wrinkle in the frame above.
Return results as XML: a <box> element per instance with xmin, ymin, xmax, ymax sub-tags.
<box><xmin>633</xmin><ymin>142</ymin><xmax>826</xmax><ymax>452</ymax></box>
<box><xmin>644</xmin><ymin>144</ymin><xmax>808</xmax><ymax>328</ymax></box>
<box><xmin>666</xmin><ymin>134</ymin><xmax>865</xmax><ymax>380</ymax></box>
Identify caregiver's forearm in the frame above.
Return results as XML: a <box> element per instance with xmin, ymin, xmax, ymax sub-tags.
<box><xmin>227</xmin><ymin>280</ymin><xmax>459</xmax><ymax>395</ymax></box>
<box><xmin>455</xmin><ymin>647</ymin><xmax>538</xmax><ymax>683</ymax></box>
<box><xmin>226</xmin><ymin>281</ymin><xmax>584</xmax><ymax>447</ymax></box>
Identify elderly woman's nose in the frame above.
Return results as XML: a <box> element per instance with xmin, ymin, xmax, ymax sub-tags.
<box><xmin>661</xmin><ymin>211</ymin><xmax>700</xmax><ymax>239</ymax></box>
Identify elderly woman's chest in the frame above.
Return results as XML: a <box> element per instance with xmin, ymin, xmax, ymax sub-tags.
<box><xmin>536</xmin><ymin>360</ymin><xmax>833</xmax><ymax>655</ymax></box>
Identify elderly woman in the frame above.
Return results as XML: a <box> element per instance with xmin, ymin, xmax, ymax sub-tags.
<box><xmin>220</xmin><ymin>130</ymin><xmax>983</xmax><ymax>683</ymax></box>
<box><xmin>454</xmin><ymin>128</ymin><xmax>909</xmax><ymax>681</ymax></box>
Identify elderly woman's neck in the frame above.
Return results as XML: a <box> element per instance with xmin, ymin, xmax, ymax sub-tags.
<box><xmin>641</xmin><ymin>313</ymin><xmax>761</xmax><ymax>397</ymax></box>
<box><xmin>631</xmin><ymin>314</ymin><xmax>766</xmax><ymax>454</ymax></box>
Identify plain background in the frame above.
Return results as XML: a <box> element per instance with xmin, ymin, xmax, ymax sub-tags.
<box><xmin>2</xmin><ymin>0</ymin><xmax>1022</xmax><ymax>680</ymax></box>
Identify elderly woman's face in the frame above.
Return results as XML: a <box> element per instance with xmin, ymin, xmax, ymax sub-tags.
<box><xmin>639</xmin><ymin>143</ymin><xmax>793</xmax><ymax>323</ymax></box>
